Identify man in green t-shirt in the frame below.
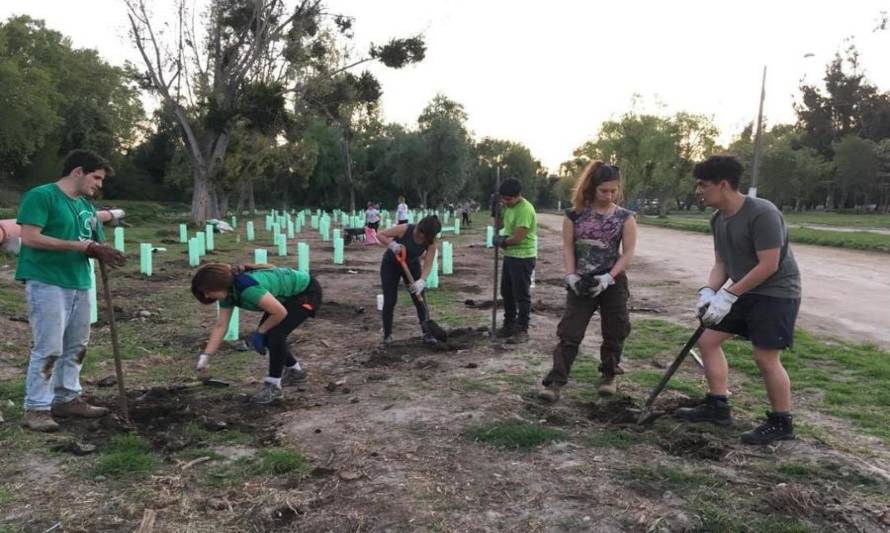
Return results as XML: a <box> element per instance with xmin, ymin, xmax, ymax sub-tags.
<box><xmin>16</xmin><ymin>150</ymin><xmax>125</xmax><ymax>432</ymax></box>
<box><xmin>493</xmin><ymin>177</ymin><xmax>537</xmax><ymax>343</ymax></box>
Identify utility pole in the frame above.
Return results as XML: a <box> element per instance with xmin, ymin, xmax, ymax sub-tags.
<box><xmin>749</xmin><ymin>66</ymin><xmax>767</xmax><ymax>198</ymax></box>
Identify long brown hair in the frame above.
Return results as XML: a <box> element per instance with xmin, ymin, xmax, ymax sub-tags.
<box><xmin>191</xmin><ymin>263</ymin><xmax>271</xmax><ymax>304</ymax></box>
<box><xmin>571</xmin><ymin>160</ymin><xmax>621</xmax><ymax>210</ymax></box>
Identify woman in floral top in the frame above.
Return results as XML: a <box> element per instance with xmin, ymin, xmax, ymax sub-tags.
<box><xmin>539</xmin><ymin>161</ymin><xmax>637</xmax><ymax>401</ymax></box>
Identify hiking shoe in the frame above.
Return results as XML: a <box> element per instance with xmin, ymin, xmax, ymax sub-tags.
<box><xmin>22</xmin><ymin>410</ymin><xmax>60</xmax><ymax>432</ymax></box>
<box><xmin>250</xmin><ymin>383</ymin><xmax>283</xmax><ymax>405</ymax></box>
<box><xmin>495</xmin><ymin>323</ymin><xmax>516</xmax><ymax>338</ymax></box>
<box><xmin>281</xmin><ymin>367</ymin><xmax>308</xmax><ymax>386</ymax></box>
<box><xmin>675</xmin><ymin>395</ymin><xmax>732</xmax><ymax>427</ymax></box>
<box><xmin>382</xmin><ymin>335</ymin><xmax>394</xmax><ymax>346</ymax></box>
<box><xmin>505</xmin><ymin>329</ymin><xmax>529</xmax><ymax>344</ymax></box>
<box><xmin>51</xmin><ymin>397</ymin><xmax>109</xmax><ymax>418</ymax></box>
<box><xmin>538</xmin><ymin>384</ymin><xmax>561</xmax><ymax>403</ymax></box>
<box><xmin>422</xmin><ymin>333</ymin><xmax>438</xmax><ymax>346</ymax></box>
<box><xmin>740</xmin><ymin>412</ymin><xmax>795</xmax><ymax>445</ymax></box>
<box><xmin>597</xmin><ymin>375</ymin><xmax>617</xmax><ymax>397</ymax></box>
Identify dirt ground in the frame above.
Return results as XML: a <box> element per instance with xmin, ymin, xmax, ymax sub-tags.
<box><xmin>1</xmin><ymin>212</ymin><xmax>889</xmax><ymax>532</ymax></box>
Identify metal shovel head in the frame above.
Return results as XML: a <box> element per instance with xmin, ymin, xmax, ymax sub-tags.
<box><xmin>202</xmin><ymin>378</ymin><xmax>231</xmax><ymax>388</ymax></box>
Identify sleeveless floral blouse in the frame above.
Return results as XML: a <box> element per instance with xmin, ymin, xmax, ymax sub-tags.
<box><xmin>567</xmin><ymin>206</ymin><xmax>634</xmax><ymax>276</ymax></box>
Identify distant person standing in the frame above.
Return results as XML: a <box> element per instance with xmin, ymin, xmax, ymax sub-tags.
<box><xmin>461</xmin><ymin>200</ymin><xmax>472</xmax><ymax>226</ymax></box>
<box><xmin>493</xmin><ymin>178</ymin><xmax>537</xmax><ymax>344</ymax></box>
<box><xmin>365</xmin><ymin>202</ymin><xmax>381</xmax><ymax>231</ymax></box>
<box><xmin>676</xmin><ymin>155</ymin><xmax>802</xmax><ymax>445</ymax></box>
<box><xmin>16</xmin><ymin>149</ymin><xmax>126</xmax><ymax>432</ymax></box>
<box><xmin>396</xmin><ymin>196</ymin><xmax>409</xmax><ymax>225</ymax></box>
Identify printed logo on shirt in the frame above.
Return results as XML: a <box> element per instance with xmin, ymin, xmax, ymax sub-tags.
<box><xmin>78</xmin><ymin>209</ymin><xmax>98</xmax><ymax>241</ymax></box>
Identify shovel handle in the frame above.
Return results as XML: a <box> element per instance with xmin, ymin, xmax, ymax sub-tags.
<box><xmin>98</xmin><ymin>260</ymin><xmax>130</xmax><ymax>422</ymax></box>
<box><xmin>643</xmin><ymin>324</ymin><xmax>706</xmax><ymax>409</ymax></box>
<box><xmin>395</xmin><ymin>247</ymin><xmax>426</xmax><ymax>304</ymax></box>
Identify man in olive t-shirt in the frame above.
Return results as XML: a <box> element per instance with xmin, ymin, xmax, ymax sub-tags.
<box><xmin>676</xmin><ymin>155</ymin><xmax>802</xmax><ymax>445</ymax></box>
<box><xmin>15</xmin><ymin>150</ymin><xmax>125</xmax><ymax>432</ymax></box>
<box><xmin>493</xmin><ymin>177</ymin><xmax>537</xmax><ymax>343</ymax></box>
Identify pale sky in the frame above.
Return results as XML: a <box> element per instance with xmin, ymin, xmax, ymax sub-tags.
<box><xmin>3</xmin><ymin>1</ymin><xmax>889</xmax><ymax>171</ymax></box>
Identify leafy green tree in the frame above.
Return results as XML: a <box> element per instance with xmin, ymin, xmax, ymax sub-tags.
<box><xmin>415</xmin><ymin>94</ymin><xmax>471</xmax><ymax>207</ymax></box>
<box><xmin>833</xmin><ymin>135</ymin><xmax>878</xmax><ymax>208</ymax></box>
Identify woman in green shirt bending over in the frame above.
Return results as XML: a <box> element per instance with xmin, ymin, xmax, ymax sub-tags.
<box><xmin>191</xmin><ymin>264</ymin><xmax>322</xmax><ymax>404</ymax></box>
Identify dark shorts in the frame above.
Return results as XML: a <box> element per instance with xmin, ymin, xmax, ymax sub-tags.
<box><xmin>708</xmin><ymin>293</ymin><xmax>800</xmax><ymax>350</ymax></box>
<box><xmin>398</xmin><ymin>219</ymin><xmax>408</xmax><ymax>225</ymax></box>
<box><xmin>366</xmin><ymin>221</ymin><xmax>380</xmax><ymax>230</ymax></box>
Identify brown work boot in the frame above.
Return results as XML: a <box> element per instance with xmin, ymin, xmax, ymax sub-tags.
<box><xmin>51</xmin><ymin>397</ymin><xmax>109</xmax><ymax>418</ymax></box>
<box><xmin>597</xmin><ymin>375</ymin><xmax>617</xmax><ymax>397</ymax></box>
<box><xmin>506</xmin><ymin>328</ymin><xmax>529</xmax><ymax>344</ymax></box>
<box><xmin>22</xmin><ymin>410</ymin><xmax>60</xmax><ymax>432</ymax></box>
<box><xmin>537</xmin><ymin>384</ymin><xmax>561</xmax><ymax>403</ymax></box>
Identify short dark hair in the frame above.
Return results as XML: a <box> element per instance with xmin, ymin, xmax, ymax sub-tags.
<box><xmin>498</xmin><ymin>177</ymin><xmax>522</xmax><ymax>197</ymax></box>
<box><xmin>692</xmin><ymin>155</ymin><xmax>743</xmax><ymax>190</ymax></box>
<box><xmin>62</xmin><ymin>149</ymin><xmax>114</xmax><ymax>177</ymax></box>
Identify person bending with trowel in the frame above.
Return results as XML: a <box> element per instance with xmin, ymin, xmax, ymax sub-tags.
<box><xmin>16</xmin><ymin>150</ymin><xmax>126</xmax><ymax>432</ymax></box>
<box><xmin>493</xmin><ymin>178</ymin><xmax>538</xmax><ymax>344</ymax></box>
<box><xmin>676</xmin><ymin>155</ymin><xmax>801</xmax><ymax>445</ymax></box>
<box><xmin>539</xmin><ymin>162</ymin><xmax>637</xmax><ymax>402</ymax></box>
<box><xmin>190</xmin><ymin>263</ymin><xmax>322</xmax><ymax>405</ymax></box>
<box><xmin>376</xmin><ymin>215</ymin><xmax>442</xmax><ymax>346</ymax></box>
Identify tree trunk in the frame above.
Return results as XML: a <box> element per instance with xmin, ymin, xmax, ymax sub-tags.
<box><xmin>340</xmin><ymin>132</ymin><xmax>356</xmax><ymax>212</ymax></box>
<box><xmin>191</xmin><ymin>169</ymin><xmax>213</xmax><ymax>223</ymax></box>
<box><xmin>218</xmin><ymin>192</ymin><xmax>230</xmax><ymax>218</ymax></box>
<box><xmin>248</xmin><ymin>181</ymin><xmax>256</xmax><ymax>214</ymax></box>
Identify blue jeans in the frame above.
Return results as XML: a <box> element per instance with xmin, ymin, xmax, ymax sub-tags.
<box><xmin>24</xmin><ymin>280</ymin><xmax>91</xmax><ymax>411</ymax></box>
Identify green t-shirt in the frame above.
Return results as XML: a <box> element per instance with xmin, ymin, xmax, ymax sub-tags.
<box><xmin>500</xmin><ymin>197</ymin><xmax>537</xmax><ymax>258</ymax></box>
<box><xmin>220</xmin><ymin>268</ymin><xmax>311</xmax><ymax>311</ymax></box>
<box><xmin>15</xmin><ymin>183</ymin><xmax>105</xmax><ymax>290</ymax></box>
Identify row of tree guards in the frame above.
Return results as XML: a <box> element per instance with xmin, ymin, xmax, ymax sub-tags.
<box><xmin>96</xmin><ymin>207</ymin><xmax>470</xmax><ymax>331</ymax></box>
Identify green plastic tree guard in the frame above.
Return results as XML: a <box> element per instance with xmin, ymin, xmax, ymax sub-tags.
<box><xmin>426</xmin><ymin>249</ymin><xmax>439</xmax><ymax>289</ymax></box>
<box><xmin>196</xmin><ymin>232</ymin><xmax>206</xmax><ymax>256</ymax></box>
<box><xmin>88</xmin><ymin>259</ymin><xmax>98</xmax><ymax>324</ymax></box>
<box><xmin>188</xmin><ymin>238</ymin><xmax>200</xmax><ymax>267</ymax></box>
<box><xmin>287</xmin><ymin>219</ymin><xmax>295</xmax><ymax>239</ymax></box>
<box><xmin>298</xmin><ymin>242</ymin><xmax>310</xmax><ymax>273</ymax></box>
<box><xmin>231</xmin><ymin>215</ymin><xmax>237</xmax><ymax>229</ymax></box>
<box><xmin>442</xmin><ymin>241</ymin><xmax>453</xmax><ymax>275</ymax></box>
<box><xmin>278</xmin><ymin>236</ymin><xmax>288</xmax><ymax>256</ymax></box>
<box><xmin>246</xmin><ymin>221</ymin><xmax>255</xmax><ymax>241</ymax></box>
<box><xmin>486</xmin><ymin>226</ymin><xmax>494</xmax><ymax>248</ymax></box>
<box><xmin>223</xmin><ymin>305</ymin><xmax>239</xmax><ymax>341</ymax></box>
<box><xmin>454</xmin><ymin>218</ymin><xmax>461</xmax><ymax>235</ymax></box>
<box><xmin>205</xmin><ymin>224</ymin><xmax>215</xmax><ymax>251</ymax></box>
<box><xmin>255</xmin><ymin>248</ymin><xmax>268</xmax><ymax>263</ymax></box>
<box><xmin>140</xmin><ymin>243</ymin><xmax>152</xmax><ymax>276</ymax></box>
<box><xmin>311</xmin><ymin>215</ymin><xmax>319</xmax><ymax>229</ymax></box>
<box><xmin>333</xmin><ymin>237</ymin><xmax>344</xmax><ymax>264</ymax></box>
<box><xmin>179</xmin><ymin>223</ymin><xmax>188</xmax><ymax>243</ymax></box>
<box><xmin>113</xmin><ymin>227</ymin><xmax>125</xmax><ymax>253</ymax></box>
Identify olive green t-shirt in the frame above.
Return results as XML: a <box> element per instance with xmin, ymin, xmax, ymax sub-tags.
<box><xmin>15</xmin><ymin>183</ymin><xmax>105</xmax><ymax>290</ymax></box>
<box><xmin>219</xmin><ymin>268</ymin><xmax>311</xmax><ymax>311</ymax></box>
<box><xmin>500</xmin><ymin>197</ymin><xmax>537</xmax><ymax>258</ymax></box>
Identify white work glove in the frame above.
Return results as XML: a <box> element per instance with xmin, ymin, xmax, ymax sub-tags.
<box><xmin>591</xmin><ymin>273</ymin><xmax>615</xmax><ymax>297</ymax></box>
<box><xmin>564</xmin><ymin>273</ymin><xmax>582</xmax><ymax>295</ymax></box>
<box><xmin>701</xmin><ymin>289</ymin><xmax>738</xmax><ymax>326</ymax></box>
<box><xmin>387</xmin><ymin>241</ymin><xmax>403</xmax><ymax>254</ymax></box>
<box><xmin>696</xmin><ymin>287</ymin><xmax>716</xmax><ymax>318</ymax></box>
<box><xmin>409</xmin><ymin>279</ymin><xmax>426</xmax><ymax>294</ymax></box>
<box><xmin>195</xmin><ymin>352</ymin><xmax>211</xmax><ymax>372</ymax></box>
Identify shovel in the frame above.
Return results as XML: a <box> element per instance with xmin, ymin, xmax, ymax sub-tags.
<box><xmin>395</xmin><ymin>247</ymin><xmax>448</xmax><ymax>342</ymax></box>
<box><xmin>636</xmin><ymin>323</ymin><xmax>706</xmax><ymax>425</ymax></box>
<box><xmin>98</xmin><ymin>260</ymin><xmax>130</xmax><ymax>423</ymax></box>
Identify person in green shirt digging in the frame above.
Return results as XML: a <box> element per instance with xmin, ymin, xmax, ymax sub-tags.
<box><xmin>190</xmin><ymin>263</ymin><xmax>322</xmax><ymax>404</ymax></box>
<box><xmin>16</xmin><ymin>149</ymin><xmax>126</xmax><ymax>432</ymax></box>
<box><xmin>493</xmin><ymin>177</ymin><xmax>538</xmax><ymax>344</ymax></box>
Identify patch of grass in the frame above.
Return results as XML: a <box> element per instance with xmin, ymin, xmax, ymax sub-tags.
<box><xmin>585</xmin><ymin>429</ymin><xmax>647</xmax><ymax>449</ymax></box>
<box><xmin>92</xmin><ymin>434</ymin><xmax>157</xmax><ymax>478</ymax></box>
<box><xmin>620</xmin><ymin>463</ymin><xmax>711</xmax><ymax>492</ymax></box>
<box><xmin>174</xmin><ymin>448</ymin><xmax>225</xmax><ymax>462</ymax></box>
<box><xmin>249</xmin><ymin>448</ymin><xmax>309</xmax><ymax>476</ymax></box>
<box><xmin>0</xmin><ymin>285</ymin><xmax>25</xmax><ymax>316</ymax></box>
<box><xmin>465</xmin><ymin>421</ymin><xmax>566</xmax><ymax>450</ymax></box>
<box><xmin>452</xmin><ymin>377</ymin><xmax>499</xmax><ymax>394</ymax></box>
<box><xmin>180</xmin><ymin>421</ymin><xmax>253</xmax><ymax>446</ymax></box>
<box><xmin>638</xmin><ymin>215</ymin><xmax>890</xmax><ymax>253</ymax></box>
<box><xmin>0</xmin><ymin>486</ymin><xmax>12</xmax><ymax>506</ymax></box>
<box><xmin>625</xmin><ymin>370</ymin><xmax>703</xmax><ymax>397</ymax></box>
<box><xmin>0</xmin><ymin>380</ymin><xmax>24</xmax><ymax>427</ymax></box>
<box><xmin>625</xmin><ymin>319</ymin><xmax>890</xmax><ymax>442</ymax></box>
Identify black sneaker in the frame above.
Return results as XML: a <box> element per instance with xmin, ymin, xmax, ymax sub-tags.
<box><xmin>675</xmin><ymin>395</ymin><xmax>732</xmax><ymax>427</ymax></box>
<box><xmin>382</xmin><ymin>335</ymin><xmax>394</xmax><ymax>346</ymax></box>
<box><xmin>505</xmin><ymin>329</ymin><xmax>529</xmax><ymax>344</ymax></box>
<box><xmin>422</xmin><ymin>333</ymin><xmax>438</xmax><ymax>346</ymax></box>
<box><xmin>495</xmin><ymin>323</ymin><xmax>516</xmax><ymax>338</ymax></box>
<box><xmin>281</xmin><ymin>367</ymin><xmax>307</xmax><ymax>386</ymax></box>
<box><xmin>740</xmin><ymin>412</ymin><xmax>795</xmax><ymax>445</ymax></box>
